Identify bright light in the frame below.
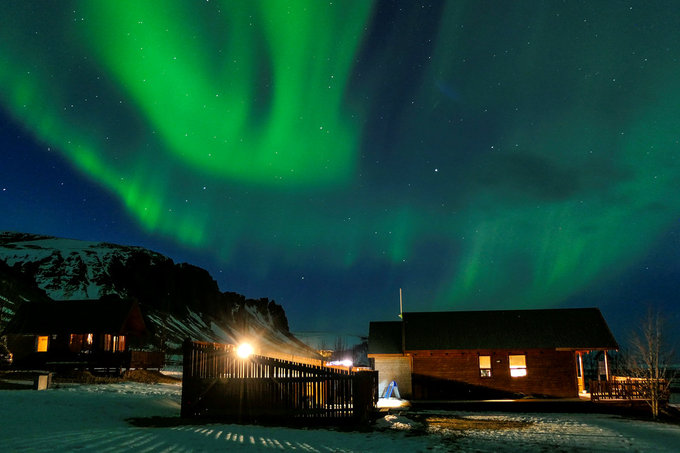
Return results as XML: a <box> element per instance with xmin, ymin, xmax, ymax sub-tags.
<box><xmin>377</xmin><ymin>398</ymin><xmax>411</xmax><ymax>409</ymax></box>
<box><xmin>236</xmin><ymin>343</ymin><xmax>253</xmax><ymax>359</ymax></box>
<box><xmin>326</xmin><ymin>359</ymin><xmax>353</xmax><ymax>368</ymax></box>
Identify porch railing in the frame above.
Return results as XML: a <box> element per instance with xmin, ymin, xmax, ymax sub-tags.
<box><xmin>18</xmin><ymin>350</ymin><xmax>165</xmax><ymax>372</ymax></box>
<box><xmin>590</xmin><ymin>378</ymin><xmax>670</xmax><ymax>402</ymax></box>
<box><xmin>129</xmin><ymin>350</ymin><xmax>165</xmax><ymax>370</ymax></box>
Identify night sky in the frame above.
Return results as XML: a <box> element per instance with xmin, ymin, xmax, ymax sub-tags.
<box><xmin>2</xmin><ymin>1</ymin><xmax>679</xmax><ymax>342</ymax></box>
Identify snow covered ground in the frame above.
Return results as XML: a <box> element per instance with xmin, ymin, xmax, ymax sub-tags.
<box><xmin>1</xmin><ymin>382</ymin><xmax>680</xmax><ymax>452</ymax></box>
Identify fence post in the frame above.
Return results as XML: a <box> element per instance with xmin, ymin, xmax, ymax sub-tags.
<box><xmin>353</xmin><ymin>371</ymin><xmax>377</xmax><ymax>423</ymax></box>
<box><xmin>180</xmin><ymin>338</ymin><xmax>193</xmax><ymax>418</ymax></box>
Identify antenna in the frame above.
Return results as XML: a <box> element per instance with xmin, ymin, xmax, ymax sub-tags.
<box><xmin>399</xmin><ymin>288</ymin><xmax>406</xmax><ymax>354</ymax></box>
<box><xmin>399</xmin><ymin>288</ymin><xmax>403</xmax><ymax>319</ymax></box>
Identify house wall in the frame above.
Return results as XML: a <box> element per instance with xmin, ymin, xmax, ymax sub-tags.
<box><xmin>7</xmin><ymin>332</ymin><xmax>134</xmax><ymax>370</ymax></box>
<box><xmin>6</xmin><ymin>334</ymin><xmax>36</xmax><ymax>360</ymax></box>
<box><xmin>409</xmin><ymin>349</ymin><xmax>578</xmax><ymax>399</ymax></box>
<box><xmin>372</xmin><ymin>355</ymin><xmax>412</xmax><ymax>398</ymax></box>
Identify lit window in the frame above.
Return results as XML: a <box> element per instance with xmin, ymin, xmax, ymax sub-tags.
<box><xmin>509</xmin><ymin>354</ymin><xmax>527</xmax><ymax>377</ymax></box>
<box><xmin>103</xmin><ymin>334</ymin><xmax>112</xmax><ymax>351</ymax></box>
<box><xmin>104</xmin><ymin>335</ymin><xmax>125</xmax><ymax>352</ymax></box>
<box><xmin>69</xmin><ymin>334</ymin><xmax>85</xmax><ymax>352</ymax></box>
<box><xmin>479</xmin><ymin>355</ymin><xmax>492</xmax><ymax>377</ymax></box>
<box><xmin>36</xmin><ymin>336</ymin><xmax>49</xmax><ymax>352</ymax></box>
<box><xmin>86</xmin><ymin>333</ymin><xmax>94</xmax><ymax>345</ymax></box>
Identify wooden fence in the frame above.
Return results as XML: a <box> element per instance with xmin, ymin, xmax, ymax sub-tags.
<box><xmin>590</xmin><ymin>379</ymin><xmax>670</xmax><ymax>402</ymax></box>
<box><xmin>181</xmin><ymin>339</ymin><xmax>378</xmax><ymax>424</ymax></box>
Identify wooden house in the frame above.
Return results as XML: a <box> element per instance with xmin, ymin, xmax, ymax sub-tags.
<box><xmin>368</xmin><ymin>308</ymin><xmax>618</xmax><ymax>399</ymax></box>
<box><xmin>4</xmin><ymin>295</ymin><xmax>163</xmax><ymax>371</ymax></box>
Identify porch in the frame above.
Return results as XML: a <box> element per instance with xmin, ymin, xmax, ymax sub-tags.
<box><xmin>13</xmin><ymin>349</ymin><xmax>165</xmax><ymax>373</ymax></box>
<box><xmin>590</xmin><ymin>377</ymin><xmax>671</xmax><ymax>403</ymax></box>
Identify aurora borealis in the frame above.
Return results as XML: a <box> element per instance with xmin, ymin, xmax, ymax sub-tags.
<box><xmin>2</xmin><ymin>1</ymin><xmax>680</xmax><ymax>339</ymax></box>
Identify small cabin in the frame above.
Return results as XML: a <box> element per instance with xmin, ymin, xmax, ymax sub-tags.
<box><xmin>4</xmin><ymin>295</ymin><xmax>161</xmax><ymax>371</ymax></box>
<box><xmin>368</xmin><ymin>308</ymin><xmax>618</xmax><ymax>399</ymax></box>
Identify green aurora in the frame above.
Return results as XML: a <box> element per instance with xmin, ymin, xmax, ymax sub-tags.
<box><xmin>1</xmin><ymin>1</ymin><xmax>680</xmax><ymax>328</ymax></box>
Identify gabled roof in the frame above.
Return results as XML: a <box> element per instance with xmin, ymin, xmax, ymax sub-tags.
<box><xmin>3</xmin><ymin>296</ymin><xmax>147</xmax><ymax>336</ymax></box>
<box><xmin>368</xmin><ymin>308</ymin><xmax>618</xmax><ymax>354</ymax></box>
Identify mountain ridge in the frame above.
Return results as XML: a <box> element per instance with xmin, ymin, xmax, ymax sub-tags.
<box><xmin>0</xmin><ymin>231</ymin><xmax>316</xmax><ymax>358</ymax></box>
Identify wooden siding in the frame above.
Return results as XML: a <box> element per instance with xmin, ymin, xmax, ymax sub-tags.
<box><xmin>7</xmin><ymin>334</ymin><xmax>164</xmax><ymax>372</ymax></box>
<box><xmin>409</xmin><ymin>349</ymin><xmax>578</xmax><ymax>399</ymax></box>
<box><xmin>374</xmin><ymin>356</ymin><xmax>412</xmax><ymax>398</ymax></box>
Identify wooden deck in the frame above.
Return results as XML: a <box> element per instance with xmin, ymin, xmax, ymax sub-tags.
<box><xmin>590</xmin><ymin>378</ymin><xmax>670</xmax><ymax>402</ymax></box>
<box><xmin>14</xmin><ymin>350</ymin><xmax>165</xmax><ymax>373</ymax></box>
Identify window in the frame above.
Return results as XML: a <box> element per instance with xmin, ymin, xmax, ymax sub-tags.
<box><xmin>103</xmin><ymin>334</ymin><xmax>113</xmax><ymax>351</ymax></box>
<box><xmin>69</xmin><ymin>333</ymin><xmax>83</xmax><ymax>352</ymax></box>
<box><xmin>509</xmin><ymin>354</ymin><xmax>527</xmax><ymax>377</ymax></box>
<box><xmin>103</xmin><ymin>334</ymin><xmax>126</xmax><ymax>352</ymax></box>
<box><xmin>69</xmin><ymin>333</ymin><xmax>95</xmax><ymax>352</ymax></box>
<box><xmin>36</xmin><ymin>336</ymin><xmax>49</xmax><ymax>352</ymax></box>
<box><xmin>479</xmin><ymin>355</ymin><xmax>492</xmax><ymax>377</ymax></box>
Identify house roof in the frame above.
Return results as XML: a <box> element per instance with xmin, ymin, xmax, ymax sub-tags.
<box><xmin>368</xmin><ymin>308</ymin><xmax>618</xmax><ymax>354</ymax></box>
<box><xmin>367</xmin><ymin>321</ymin><xmax>403</xmax><ymax>355</ymax></box>
<box><xmin>3</xmin><ymin>296</ymin><xmax>147</xmax><ymax>336</ymax></box>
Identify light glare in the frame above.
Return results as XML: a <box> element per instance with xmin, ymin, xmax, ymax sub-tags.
<box><xmin>236</xmin><ymin>343</ymin><xmax>253</xmax><ymax>359</ymax></box>
<box><xmin>326</xmin><ymin>359</ymin><xmax>353</xmax><ymax>368</ymax></box>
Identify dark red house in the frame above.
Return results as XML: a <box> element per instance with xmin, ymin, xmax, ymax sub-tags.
<box><xmin>368</xmin><ymin>308</ymin><xmax>619</xmax><ymax>399</ymax></box>
<box><xmin>4</xmin><ymin>295</ymin><xmax>162</xmax><ymax>371</ymax></box>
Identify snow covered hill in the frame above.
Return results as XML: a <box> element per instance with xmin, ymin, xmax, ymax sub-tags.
<box><xmin>0</xmin><ymin>232</ymin><xmax>166</xmax><ymax>300</ymax></box>
<box><xmin>0</xmin><ymin>232</ymin><xmax>318</xmax><ymax>358</ymax></box>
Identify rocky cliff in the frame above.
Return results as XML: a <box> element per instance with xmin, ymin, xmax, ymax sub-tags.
<box><xmin>0</xmin><ymin>232</ymin><xmax>313</xmax><ymax>357</ymax></box>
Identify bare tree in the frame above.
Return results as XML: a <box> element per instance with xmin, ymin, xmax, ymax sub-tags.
<box><xmin>628</xmin><ymin>307</ymin><xmax>675</xmax><ymax>418</ymax></box>
<box><xmin>331</xmin><ymin>336</ymin><xmax>347</xmax><ymax>361</ymax></box>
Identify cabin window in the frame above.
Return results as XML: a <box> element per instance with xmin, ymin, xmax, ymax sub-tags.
<box><xmin>36</xmin><ymin>335</ymin><xmax>49</xmax><ymax>352</ymax></box>
<box><xmin>479</xmin><ymin>355</ymin><xmax>492</xmax><ymax>377</ymax></box>
<box><xmin>116</xmin><ymin>336</ymin><xmax>126</xmax><ymax>352</ymax></box>
<box><xmin>103</xmin><ymin>334</ymin><xmax>126</xmax><ymax>352</ymax></box>
<box><xmin>69</xmin><ymin>333</ymin><xmax>95</xmax><ymax>352</ymax></box>
<box><xmin>69</xmin><ymin>334</ymin><xmax>83</xmax><ymax>352</ymax></box>
<box><xmin>509</xmin><ymin>354</ymin><xmax>527</xmax><ymax>377</ymax></box>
